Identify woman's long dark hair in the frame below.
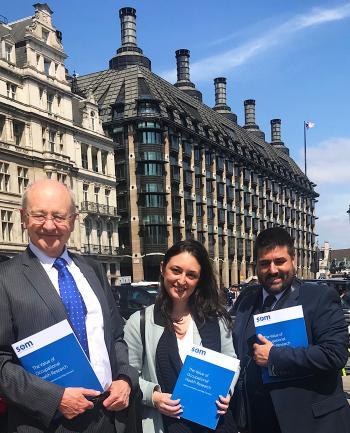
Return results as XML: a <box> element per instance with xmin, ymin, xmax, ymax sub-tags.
<box><xmin>155</xmin><ymin>239</ymin><xmax>232</xmax><ymax>329</ymax></box>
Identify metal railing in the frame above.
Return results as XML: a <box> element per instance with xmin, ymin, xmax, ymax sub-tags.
<box><xmin>81</xmin><ymin>201</ymin><xmax>118</xmax><ymax>217</ymax></box>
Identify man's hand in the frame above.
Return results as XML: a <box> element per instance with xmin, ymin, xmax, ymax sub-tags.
<box><xmin>253</xmin><ymin>334</ymin><xmax>273</xmax><ymax>367</ymax></box>
<box><xmin>59</xmin><ymin>387</ymin><xmax>100</xmax><ymax>419</ymax></box>
<box><xmin>152</xmin><ymin>391</ymin><xmax>182</xmax><ymax>418</ymax></box>
<box><xmin>103</xmin><ymin>379</ymin><xmax>131</xmax><ymax>412</ymax></box>
<box><xmin>216</xmin><ymin>394</ymin><xmax>231</xmax><ymax>415</ymax></box>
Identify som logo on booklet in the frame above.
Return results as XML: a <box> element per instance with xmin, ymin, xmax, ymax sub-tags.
<box><xmin>15</xmin><ymin>340</ymin><xmax>34</xmax><ymax>353</ymax></box>
<box><xmin>191</xmin><ymin>346</ymin><xmax>206</xmax><ymax>356</ymax></box>
<box><xmin>256</xmin><ymin>314</ymin><xmax>271</xmax><ymax>323</ymax></box>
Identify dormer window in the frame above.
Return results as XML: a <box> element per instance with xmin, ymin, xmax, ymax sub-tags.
<box><xmin>91</xmin><ymin>111</ymin><xmax>96</xmax><ymax>131</ymax></box>
<box><xmin>42</xmin><ymin>29</ymin><xmax>49</xmax><ymax>43</ymax></box>
<box><xmin>5</xmin><ymin>44</ymin><xmax>13</xmax><ymax>63</ymax></box>
<box><xmin>137</xmin><ymin>99</ymin><xmax>160</xmax><ymax>115</ymax></box>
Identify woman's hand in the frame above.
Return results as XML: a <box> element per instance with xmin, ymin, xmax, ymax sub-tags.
<box><xmin>152</xmin><ymin>391</ymin><xmax>183</xmax><ymax>418</ymax></box>
<box><xmin>216</xmin><ymin>394</ymin><xmax>231</xmax><ymax>415</ymax></box>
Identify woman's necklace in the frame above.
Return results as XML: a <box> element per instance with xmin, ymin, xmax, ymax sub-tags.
<box><xmin>171</xmin><ymin>312</ymin><xmax>191</xmax><ymax>338</ymax></box>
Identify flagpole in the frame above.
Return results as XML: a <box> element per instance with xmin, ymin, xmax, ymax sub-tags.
<box><xmin>303</xmin><ymin>121</ymin><xmax>307</xmax><ymax>176</ymax></box>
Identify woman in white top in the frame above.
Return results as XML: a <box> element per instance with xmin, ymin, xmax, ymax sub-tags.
<box><xmin>124</xmin><ymin>239</ymin><xmax>238</xmax><ymax>433</ymax></box>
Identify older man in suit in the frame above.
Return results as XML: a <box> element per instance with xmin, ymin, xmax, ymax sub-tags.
<box><xmin>0</xmin><ymin>179</ymin><xmax>137</xmax><ymax>433</ymax></box>
<box><xmin>232</xmin><ymin>227</ymin><xmax>350</xmax><ymax>433</ymax></box>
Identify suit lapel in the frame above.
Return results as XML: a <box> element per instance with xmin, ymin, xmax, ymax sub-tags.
<box><xmin>21</xmin><ymin>248</ymin><xmax>67</xmax><ymax>323</ymax></box>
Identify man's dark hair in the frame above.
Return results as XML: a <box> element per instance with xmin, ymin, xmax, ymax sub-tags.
<box><xmin>254</xmin><ymin>227</ymin><xmax>295</xmax><ymax>260</ymax></box>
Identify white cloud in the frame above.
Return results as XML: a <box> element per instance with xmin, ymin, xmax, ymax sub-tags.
<box><xmin>160</xmin><ymin>3</ymin><xmax>350</xmax><ymax>83</ymax></box>
<box><xmin>308</xmin><ymin>137</ymin><xmax>350</xmax><ymax>183</ymax></box>
<box><xmin>306</xmin><ymin>137</ymin><xmax>350</xmax><ymax>248</ymax></box>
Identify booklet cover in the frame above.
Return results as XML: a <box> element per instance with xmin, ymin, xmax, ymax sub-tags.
<box><xmin>12</xmin><ymin>320</ymin><xmax>103</xmax><ymax>391</ymax></box>
<box><xmin>254</xmin><ymin>305</ymin><xmax>308</xmax><ymax>384</ymax></box>
<box><xmin>171</xmin><ymin>344</ymin><xmax>240</xmax><ymax>429</ymax></box>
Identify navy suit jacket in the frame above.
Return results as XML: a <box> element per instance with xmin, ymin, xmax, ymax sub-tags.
<box><xmin>0</xmin><ymin>248</ymin><xmax>137</xmax><ymax>433</ymax></box>
<box><xmin>233</xmin><ymin>278</ymin><xmax>350</xmax><ymax>433</ymax></box>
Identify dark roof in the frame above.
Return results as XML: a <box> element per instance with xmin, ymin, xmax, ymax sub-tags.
<box><xmin>8</xmin><ymin>17</ymin><xmax>32</xmax><ymax>42</ymax></box>
<box><xmin>76</xmin><ymin>63</ymin><xmax>316</xmax><ymax>195</ymax></box>
<box><xmin>330</xmin><ymin>249</ymin><xmax>350</xmax><ymax>261</ymax></box>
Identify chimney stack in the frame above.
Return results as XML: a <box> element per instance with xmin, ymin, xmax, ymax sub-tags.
<box><xmin>120</xmin><ymin>7</ymin><xmax>137</xmax><ymax>47</ymax></box>
<box><xmin>270</xmin><ymin>119</ymin><xmax>289</xmax><ymax>155</ymax></box>
<box><xmin>174</xmin><ymin>49</ymin><xmax>202</xmax><ymax>102</ymax></box>
<box><xmin>176</xmin><ymin>49</ymin><xmax>191</xmax><ymax>83</ymax></box>
<box><xmin>243</xmin><ymin>99</ymin><xmax>265</xmax><ymax>139</ymax></box>
<box><xmin>213</xmin><ymin>77</ymin><xmax>237</xmax><ymax>123</ymax></box>
<box><xmin>271</xmin><ymin>119</ymin><xmax>282</xmax><ymax>143</ymax></box>
<box><xmin>109</xmin><ymin>7</ymin><xmax>151</xmax><ymax>70</ymax></box>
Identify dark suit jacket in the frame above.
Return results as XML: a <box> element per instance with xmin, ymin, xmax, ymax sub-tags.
<box><xmin>0</xmin><ymin>248</ymin><xmax>138</xmax><ymax>433</ymax></box>
<box><xmin>233</xmin><ymin>278</ymin><xmax>350</xmax><ymax>433</ymax></box>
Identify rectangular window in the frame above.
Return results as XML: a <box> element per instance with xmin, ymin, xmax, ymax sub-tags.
<box><xmin>1</xmin><ymin>210</ymin><xmax>13</xmax><ymax>242</ymax></box>
<box><xmin>44</xmin><ymin>59</ymin><xmax>51</xmax><ymax>75</ymax></box>
<box><xmin>105</xmin><ymin>189</ymin><xmax>110</xmax><ymax>206</ymax></box>
<box><xmin>83</xmin><ymin>184</ymin><xmax>89</xmax><ymax>202</ymax></box>
<box><xmin>49</xmin><ymin>131</ymin><xmax>55</xmax><ymax>152</ymax></box>
<box><xmin>57</xmin><ymin>173</ymin><xmax>67</xmax><ymax>184</ymax></box>
<box><xmin>42</xmin><ymin>127</ymin><xmax>46</xmax><ymax>149</ymax></box>
<box><xmin>0</xmin><ymin>162</ymin><xmax>10</xmax><ymax>192</ymax></box>
<box><xmin>47</xmin><ymin>93</ymin><xmax>54</xmax><ymax>113</ymax></box>
<box><xmin>94</xmin><ymin>187</ymin><xmax>100</xmax><ymax>204</ymax></box>
<box><xmin>17</xmin><ymin>166</ymin><xmax>29</xmax><ymax>194</ymax></box>
<box><xmin>37</xmin><ymin>54</ymin><xmax>41</xmax><ymax>66</ymax></box>
<box><xmin>91</xmin><ymin>112</ymin><xmax>96</xmax><ymax>131</ymax></box>
<box><xmin>58</xmin><ymin>133</ymin><xmax>64</xmax><ymax>153</ymax></box>
<box><xmin>81</xmin><ymin>144</ymin><xmax>88</xmax><ymax>169</ymax></box>
<box><xmin>92</xmin><ymin>148</ymin><xmax>98</xmax><ymax>172</ymax></box>
<box><xmin>6</xmin><ymin>83</ymin><xmax>17</xmax><ymax>99</ymax></box>
<box><xmin>42</xmin><ymin>29</ymin><xmax>49</xmax><ymax>42</ymax></box>
<box><xmin>102</xmin><ymin>151</ymin><xmax>108</xmax><ymax>175</ymax></box>
<box><xmin>13</xmin><ymin>122</ymin><xmax>24</xmax><ymax>146</ymax></box>
<box><xmin>39</xmin><ymin>87</ymin><xmax>44</xmax><ymax>104</ymax></box>
<box><xmin>144</xmin><ymin>225</ymin><xmax>167</xmax><ymax>244</ymax></box>
<box><xmin>5</xmin><ymin>44</ymin><xmax>12</xmax><ymax>62</ymax></box>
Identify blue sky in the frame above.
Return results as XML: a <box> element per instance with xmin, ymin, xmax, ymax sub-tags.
<box><xmin>3</xmin><ymin>0</ymin><xmax>350</xmax><ymax>249</ymax></box>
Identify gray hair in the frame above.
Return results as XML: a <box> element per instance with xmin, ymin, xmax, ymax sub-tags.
<box><xmin>22</xmin><ymin>180</ymin><xmax>77</xmax><ymax>214</ymax></box>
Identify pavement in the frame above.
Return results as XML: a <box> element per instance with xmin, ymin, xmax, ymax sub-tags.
<box><xmin>343</xmin><ymin>375</ymin><xmax>350</xmax><ymax>401</ymax></box>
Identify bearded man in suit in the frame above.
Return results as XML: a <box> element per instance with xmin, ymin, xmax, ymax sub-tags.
<box><xmin>232</xmin><ymin>227</ymin><xmax>350</xmax><ymax>433</ymax></box>
<box><xmin>0</xmin><ymin>179</ymin><xmax>137</xmax><ymax>433</ymax></box>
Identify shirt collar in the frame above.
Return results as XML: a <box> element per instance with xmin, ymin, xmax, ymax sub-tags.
<box><xmin>29</xmin><ymin>241</ymin><xmax>72</xmax><ymax>269</ymax></box>
<box><xmin>262</xmin><ymin>287</ymin><xmax>285</xmax><ymax>303</ymax></box>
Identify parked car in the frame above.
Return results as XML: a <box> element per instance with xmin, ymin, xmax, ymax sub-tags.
<box><xmin>111</xmin><ymin>282</ymin><xmax>159</xmax><ymax>319</ymax></box>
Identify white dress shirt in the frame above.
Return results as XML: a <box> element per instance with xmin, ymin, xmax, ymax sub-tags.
<box><xmin>29</xmin><ymin>242</ymin><xmax>112</xmax><ymax>390</ymax></box>
<box><xmin>262</xmin><ymin>288</ymin><xmax>285</xmax><ymax>310</ymax></box>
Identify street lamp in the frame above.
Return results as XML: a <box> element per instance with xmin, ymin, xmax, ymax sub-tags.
<box><xmin>347</xmin><ymin>205</ymin><xmax>350</xmax><ymax>223</ymax></box>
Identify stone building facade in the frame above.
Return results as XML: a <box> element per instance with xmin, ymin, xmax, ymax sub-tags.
<box><xmin>74</xmin><ymin>7</ymin><xmax>318</xmax><ymax>285</ymax></box>
<box><xmin>0</xmin><ymin>4</ymin><xmax>121</xmax><ymax>282</ymax></box>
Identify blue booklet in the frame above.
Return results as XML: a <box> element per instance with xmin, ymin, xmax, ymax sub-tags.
<box><xmin>254</xmin><ymin>305</ymin><xmax>308</xmax><ymax>383</ymax></box>
<box><xmin>12</xmin><ymin>320</ymin><xmax>103</xmax><ymax>391</ymax></box>
<box><xmin>171</xmin><ymin>344</ymin><xmax>240</xmax><ymax>429</ymax></box>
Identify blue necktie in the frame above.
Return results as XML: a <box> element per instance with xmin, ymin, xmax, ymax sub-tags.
<box><xmin>53</xmin><ymin>257</ymin><xmax>90</xmax><ymax>358</ymax></box>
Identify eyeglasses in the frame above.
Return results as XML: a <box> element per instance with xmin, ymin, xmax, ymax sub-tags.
<box><xmin>24</xmin><ymin>212</ymin><xmax>75</xmax><ymax>225</ymax></box>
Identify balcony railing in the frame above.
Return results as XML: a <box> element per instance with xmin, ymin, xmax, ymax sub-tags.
<box><xmin>81</xmin><ymin>201</ymin><xmax>118</xmax><ymax>217</ymax></box>
<box><xmin>83</xmin><ymin>244</ymin><xmax>114</xmax><ymax>255</ymax></box>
